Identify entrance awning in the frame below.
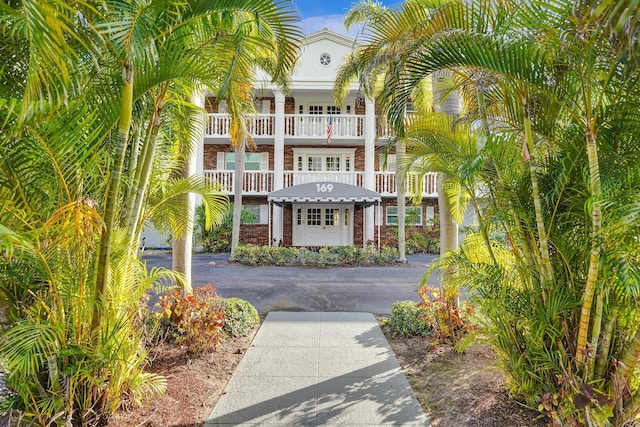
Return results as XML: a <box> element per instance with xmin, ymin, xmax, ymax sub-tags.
<box><xmin>268</xmin><ymin>182</ymin><xmax>381</xmax><ymax>207</ymax></box>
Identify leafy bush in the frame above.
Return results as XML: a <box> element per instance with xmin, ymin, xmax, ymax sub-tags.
<box><xmin>418</xmin><ymin>286</ymin><xmax>476</xmax><ymax>345</ymax></box>
<box><xmin>231</xmin><ymin>244</ymin><xmax>400</xmax><ymax>266</ymax></box>
<box><xmin>224</xmin><ymin>297</ymin><xmax>260</xmax><ymax>337</ymax></box>
<box><xmin>196</xmin><ymin>204</ymin><xmax>257</xmax><ymax>252</ymax></box>
<box><xmin>158</xmin><ymin>285</ymin><xmax>225</xmax><ymax>353</ymax></box>
<box><xmin>389</xmin><ymin>300</ymin><xmax>432</xmax><ymax>337</ymax></box>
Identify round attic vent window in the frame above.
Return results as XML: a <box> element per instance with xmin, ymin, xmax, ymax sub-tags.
<box><xmin>319</xmin><ymin>53</ymin><xmax>332</xmax><ymax>66</ymax></box>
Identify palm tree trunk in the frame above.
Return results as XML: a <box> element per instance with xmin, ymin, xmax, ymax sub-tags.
<box><xmin>587</xmin><ymin>289</ymin><xmax>604</xmax><ymax>378</ymax></box>
<box><xmin>523</xmin><ymin>109</ymin><xmax>554</xmax><ymax>288</ymax></box>
<box><xmin>396</xmin><ymin>141</ymin><xmax>407</xmax><ymax>263</ymax></box>
<box><xmin>93</xmin><ymin>60</ymin><xmax>133</xmax><ymax>329</ymax></box>
<box><xmin>230</xmin><ymin>143</ymin><xmax>245</xmax><ymax>257</ymax></box>
<box><xmin>438</xmin><ymin>173</ymin><xmax>458</xmax><ymax>259</ymax></box>
<box><xmin>576</xmin><ymin>127</ymin><xmax>602</xmax><ymax>366</ymax></box>
<box><xmin>125</xmin><ymin>83</ymin><xmax>169</xmax><ymax>241</ymax></box>
<box><xmin>171</xmin><ymin>93</ymin><xmax>205</xmax><ymax>293</ymax></box>
<box><xmin>611</xmin><ymin>326</ymin><xmax>640</xmax><ymax>404</ymax></box>
<box><xmin>595</xmin><ymin>308</ymin><xmax>616</xmax><ymax>378</ymax></box>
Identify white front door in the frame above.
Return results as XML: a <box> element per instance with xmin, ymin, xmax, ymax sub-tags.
<box><xmin>293</xmin><ymin>204</ymin><xmax>353</xmax><ymax>246</ymax></box>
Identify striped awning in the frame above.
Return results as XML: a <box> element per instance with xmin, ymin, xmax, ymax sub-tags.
<box><xmin>268</xmin><ymin>182</ymin><xmax>381</xmax><ymax>207</ymax></box>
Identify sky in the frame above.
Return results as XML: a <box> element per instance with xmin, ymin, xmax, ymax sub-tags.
<box><xmin>294</xmin><ymin>0</ymin><xmax>399</xmax><ymax>37</ymax></box>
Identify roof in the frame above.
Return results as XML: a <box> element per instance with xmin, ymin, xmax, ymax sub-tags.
<box><xmin>268</xmin><ymin>182</ymin><xmax>381</xmax><ymax>207</ymax></box>
<box><xmin>304</xmin><ymin>28</ymin><xmax>357</xmax><ymax>48</ymax></box>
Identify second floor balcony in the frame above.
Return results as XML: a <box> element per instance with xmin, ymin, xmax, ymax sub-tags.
<box><xmin>205</xmin><ymin>113</ymin><xmax>392</xmax><ymax>139</ymax></box>
<box><xmin>203</xmin><ymin>170</ymin><xmax>438</xmax><ymax>198</ymax></box>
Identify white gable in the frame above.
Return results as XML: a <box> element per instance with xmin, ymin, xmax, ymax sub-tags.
<box><xmin>256</xmin><ymin>28</ymin><xmax>359</xmax><ymax>92</ymax></box>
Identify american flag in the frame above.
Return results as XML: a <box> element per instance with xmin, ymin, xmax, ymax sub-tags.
<box><xmin>326</xmin><ymin>115</ymin><xmax>333</xmax><ymax>144</ymax></box>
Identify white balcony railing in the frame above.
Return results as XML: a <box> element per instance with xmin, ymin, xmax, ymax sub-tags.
<box><xmin>283</xmin><ymin>171</ymin><xmax>364</xmax><ymax>187</ymax></box>
<box><xmin>376</xmin><ymin>172</ymin><xmax>438</xmax><ymax>196</ymax></box>
<box><xmin>203</xmin><ymin>170</ymin><xmax>438</xmax><ymax>197</ymax></box>
<box><xmin>204</xmin><ymin>170</ymin><xmax>272</xmax><ymax>195</ymax></box>
<box><xmin>283</xmin><ymin>114</ymin><xmax>364</xmax><ymax>138</ymax></box>
<box><xmin>206</xmin><ymin>113</ymin><xmax>369</xmax><ymax>139</ymax></box>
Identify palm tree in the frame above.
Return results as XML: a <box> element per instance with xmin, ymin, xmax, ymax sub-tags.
<box><xmin>170</xmin><ymin>5</ymin><xmax>301</xmax><ymax>284</ymax></box>
<box><xmin>334</xmin><ymin>0</ymin><xmax>427</xmax><ymax>262</ymax></box>
<box><xmin>0</xmin><ymin>0</ymin><xmax>300</xmax><ymax>423</ymax></box>
<box><xmin>381</xmin><ymin>0</ymin><xmax>640</xmax><ymax>424</ymax></box>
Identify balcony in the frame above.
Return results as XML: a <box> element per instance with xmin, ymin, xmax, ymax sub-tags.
<box><xmin>203</xmin><ymin>170</ymin><xmax>438</xmax><ymax>197</ymax></box>
<box><xmin>205</xmin><ymin>113</ymin><xmax>393</xmax><ymax>139</ymax></box>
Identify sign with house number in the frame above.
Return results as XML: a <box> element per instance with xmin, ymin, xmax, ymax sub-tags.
<box><xmin>315</xmin><ymin>183</ymin><xmax>334</xmax><ymax>193</ymax></box>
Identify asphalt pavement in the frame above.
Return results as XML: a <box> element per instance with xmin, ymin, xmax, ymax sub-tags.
<box><xmin>141</xmin><ymin>252</ymin><xmax>440</xmax><ymax>315</ymax></box>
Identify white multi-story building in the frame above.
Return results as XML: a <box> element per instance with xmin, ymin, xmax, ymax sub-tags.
<box><xmin>148</xmin><ymin>28</ymin><xmax>439</xmax><ymax>249</ymax></box>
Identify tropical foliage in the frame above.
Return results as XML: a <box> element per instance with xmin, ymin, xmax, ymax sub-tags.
<box><xmin>344</xmin><ymin>0</ymin><xmax>640</xmax><ymax>425</ymax></box>
<box><xmin>196</xmin><ymin>204</ymin><xmax>258</xmax><ymax>253</ymax></box>
<box><xmin>0</xmin><ymin>0</ymin><xmax>300</xmax><ymax>425</ymax></box>
<box><xmin>230</xmin><ymin>244</ymin><xmax>399</xmax><ymax>266</ymax></box>
<box><xmin>388</xmin><ymin>300</ymin><xmax>431</xmax><ymax>337</ymax></box>
<box><xmin>223</xmin><ymin>297</ymin><xmax>260</xmax><ymax>338</ymax></box>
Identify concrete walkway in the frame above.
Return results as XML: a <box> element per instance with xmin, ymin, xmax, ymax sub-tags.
<box><xmin>206</xmin><ymin>312</ymin><xmax>429</xmax><ymax>426</ymax></box>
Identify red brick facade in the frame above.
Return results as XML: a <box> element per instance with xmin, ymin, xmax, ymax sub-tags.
<box><xmin>232</xmin><ymin>195</ymin><xmax>440</xmax><ymax>249</ymax></box>
<box><xmin>203</xmin><ymin>95</ymin><xmax>439</xmax><ymax>250</ymax></box>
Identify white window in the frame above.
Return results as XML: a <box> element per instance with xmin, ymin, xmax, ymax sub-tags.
<box><xmin>293</xmin><ymin>148</ymin><xmax>356</xmax><ymax>173</ymax></box>
<box><xmin>426</xmin><ymin>205</ymin><xmax>435</xmax><ymax>224</ymax></box>
<box><xmin>327</xmin><ymin>106</ymin><xmax>341</xmax><ymax>115</ymax></box>
<box><xmin>380</xmin><ymin>154</ymin><xmax>397</xmax><ymax>172</ymax></box>
<box><xmin>307</xmin><ymin>156</ymin><xmax>323</xmax><ymax>171</ymax></box>
<box><xmin>319</xmin><ymin>53</ymin><xmax>332</xmax><ymax>66</ymax></box>
<box><xmin>307</xmin><ymin>208</ymin><xmax>322</xmax><ymax>226</ymax></box>
<box><xmin>405</xmin><ymin>101</ymin><xmax>415</xmax><ymax>114</ymax></box>
<box><xmin>325</xmin><ymin>208</ymin><xmax>339</xmax><ymax>226</ymax></box>
<box><xmin>325</xmin><ymin>156</ymin><xmax>340</xmax><ymax>171</ymax></box>
<box><xmin>242</xmin><ymin>205</ymin><xmax>268</xmax><ymax>225</ymax></box>
<box><xmin>309</xmin><ymin>105</ymin><xmax>323</xmax><ymax>115</ymax></box>
<box><xmin>222</xmin><ymin>152</ymin><xmax>267</xmax><ymax>171</ymax></box>
<box><xmin>386</xmin><ymin>206</ymin><xmax>423</xmax><ymax>225</ymax></box>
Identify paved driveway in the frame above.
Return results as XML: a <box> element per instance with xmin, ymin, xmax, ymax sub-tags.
<box><xmin>142</xmin><ymin>253</ymin><xmax>440</xmax><ymax>315</ymax></box>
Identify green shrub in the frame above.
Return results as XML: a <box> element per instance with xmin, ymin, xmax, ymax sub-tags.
<box><xmin>196</xmin><ymin>204</ymin><xmax>257</xmax><ymax>252</ymax></box>
<box><xmin>224</xmin><ymin>297</ymin><xmax>260</xmax><ymax>337</ymax></box>
<box><xmin>158</xmin><ymin>285</ymin><xmax>225</xmax><ymax>353</ymax></box>
<box><xmin>418</xmin><ymin>286</ymin><xmax>475</xmax><ymax>345</ymax></box>
<box><xmin>231</xmin><ymin>244</ymin><xmax>401</xmax><ymax>266</ymax></box>
<box><xmin>388</xmin><ymin>300</ymin><xmax>431</xmax><ymax>337</ymax></box>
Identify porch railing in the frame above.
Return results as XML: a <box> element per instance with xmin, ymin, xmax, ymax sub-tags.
<box><xmin>206</xmin><ymin>113</ymin><xmax>371</xmax><ymax>139</ymax></box>
<box><xmin>203</xmin><ymin>170</ymin><xmax>438</xmax><ymax>197</ymax></box>
<box><xmin>283</xmin><ymin>171</ymin><xmax>364</xmax><ymax>187</ymax></box>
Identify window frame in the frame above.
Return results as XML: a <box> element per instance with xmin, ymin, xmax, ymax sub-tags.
<box><xmin>386</xmin><ymin>206</ymin><xmax>423</xmax><ymax>226</ymax></box>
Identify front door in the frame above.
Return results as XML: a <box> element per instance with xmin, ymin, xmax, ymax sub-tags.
<box><xmin>293</xmin><ymin>204</ymin><xmax>353</xmax><ymax>246</ymax></box>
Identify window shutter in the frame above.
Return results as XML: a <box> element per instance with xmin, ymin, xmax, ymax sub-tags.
<box><xmin>217</xmin><ymin>152</ymin><xmax>225</xmax><ymax>170</ymax></box>
<box><xmin>260</xmin><ymin>152</ymin><xmax>269</xmax><ymax>170</ymax></box>
<box><xmin>259</xmin><ymin>205</ymin><xmax>268</xmax><ymax>224</ymax></box>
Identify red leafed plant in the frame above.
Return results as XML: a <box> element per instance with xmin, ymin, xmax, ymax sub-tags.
<box><xmin>418</xmin><ymin>285</ymin><xmax>476</xmax><ymax>345</ymax></box>
<box><xmin>158</xmin><ymin>284</ymin><xmax>225</xmax><ymax>353</ymax></box>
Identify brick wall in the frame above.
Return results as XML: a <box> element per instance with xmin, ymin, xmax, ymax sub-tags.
<box><xmin>282</xmin><ymin>205</ymin><xmax>293</xmax><ymax>246</ymax></box>
<box><xmin>239</xmin><ymin>224</ymin><xmax>269</xmax><ymax>246</ymax></box>
<box><xmin>227</xmin><ymin>198</ymin><xmax>440</xmax><ymax>249</ymax></box>
<box><xmin>285</xmin><ymin>97</ymin><xmax>295</xmax><ymax>114</ymax></box>
<box><xmin>353</xmin><ymin>205</ymin><xmax>364</xmax><ymax>246</ymax></box>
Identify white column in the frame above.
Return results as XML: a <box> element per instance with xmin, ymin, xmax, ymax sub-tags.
<box><xmin>363</xmin><ymin>98</ymin><xmax>376</xmax><ymax>245</ymax></box>
<box><xmin>272</xmin><ymin>90</ymin><xmax>286</xmax><ymax>244</ymax></box>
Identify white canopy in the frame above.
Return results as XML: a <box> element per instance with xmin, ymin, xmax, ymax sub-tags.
<box><xmin>268</xmin><ymin>182</ymin><xmax>381</xmax><ymax>207</ymax></box>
